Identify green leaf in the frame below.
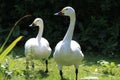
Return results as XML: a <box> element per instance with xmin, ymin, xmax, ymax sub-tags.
<box><xmin>0</xmin><ymin>36</ymin><xmax>23</xmax><ymax>61</ymax></box>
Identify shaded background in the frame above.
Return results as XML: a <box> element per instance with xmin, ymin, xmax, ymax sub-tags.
<box><xmin>0</xmin><ymin>0</ymin><xmax>120</xmax><ymax>57</ymax></box>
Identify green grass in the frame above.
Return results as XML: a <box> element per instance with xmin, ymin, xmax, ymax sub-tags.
<box><xmin>0</xmin><ymin>47</ymin><xmax>120</xmax><ymax>80</ymax></box>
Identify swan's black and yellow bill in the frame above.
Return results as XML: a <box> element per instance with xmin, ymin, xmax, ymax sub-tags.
<box><xmin>29</xmin><ymin>23</ymin><xmax>35</xmax><ymax>27</ymax></box>
<box><xmin>54</xmin><ymin>11</ymin><xmax>64</xmax><ymax>16</ymax></box>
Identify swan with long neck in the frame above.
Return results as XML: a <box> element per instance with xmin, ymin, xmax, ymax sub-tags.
<box><xmin>53</xmin><ymin>6</ymin><xmax>84</xmax><ymax>80</ymax></box>
<box><xmin>25</xmin><ymin>18</ymin><xmax>51</xmax><ymax>73</ymax></box>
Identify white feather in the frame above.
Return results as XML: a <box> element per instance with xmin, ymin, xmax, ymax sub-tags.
<box><xmin>25</xmin><ymin>37</ymin><xmax>51</xmax><ymax>59</ymax></box>
<box><xmin>54</xmin><ymin>40</ymin><xmax>83</xmax><ymax>66</ymax></box>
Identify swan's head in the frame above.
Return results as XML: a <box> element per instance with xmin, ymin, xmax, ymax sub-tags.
<box><xmin>29</xmin><ymin>18</ymin><xmax>43</xmax><ymax>27</ymax></box>
<box><xmin>54</xmin><ymin>6</ymin><xmax>75</xmax><ymax>16</ymax></box>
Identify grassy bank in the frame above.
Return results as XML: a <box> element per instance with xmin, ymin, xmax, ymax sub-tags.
<box><xmin>0</xmin><ymin>47</ymin><xmax>120</xmax><ymax>80</ymax></box>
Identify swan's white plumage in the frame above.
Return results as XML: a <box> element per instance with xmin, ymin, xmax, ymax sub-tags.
<box><xmin>53</xmin><ymin>6</ymin><xmax>84</xmax><ymax>80</ymax></box>
<box><xmin>24</xmin><ymin>18</ymin><xmax>51</xmax><ymax>72</ymax></box>
<box><xmin>25</xmin><ymin>37</ymin><xmax>51</xmax><ymax>59</ymax></box>
<box><xmin>54</xmin><ymin>40</ymin><xmax>83</xmax><ymax>66</ymax></box>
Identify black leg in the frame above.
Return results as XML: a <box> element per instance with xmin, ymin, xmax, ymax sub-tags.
<box><xmin>45</xmin><ymin>60</ymin><xmax>48</xmax><ymax>73</ymax></box>
<box><xmin>75</xmin><ymin>68</ymin><xmax>78</xmax><ymax>80</ymax></box>
<box><xmin>60</xmin><ymin>70</ymin><xmax>63</xmax><ymax>79</ymax></box>
<box><xmin>31</xmin><ymin>61</ymin><xmax>34</xmax><ymax>70</ymax></box>
<box><xmin>26</xmin><ymin>61</ymin><xmax>29</xmax><ymax>69</ymax></box>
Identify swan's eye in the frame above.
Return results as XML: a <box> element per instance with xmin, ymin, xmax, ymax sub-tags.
<box><xmin>37</xmin><ymin>20</ymin><xmax>40</xmax><ymax>22</ymax></box>
<box><xmin>66</xmin><ymin>8</ymin><xmax>68</xmax><ymax>10</ymax></box>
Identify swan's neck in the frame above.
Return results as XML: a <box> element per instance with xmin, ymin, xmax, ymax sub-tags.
<box><xmin>63</xmin><ymin>14</ymin><xmax>76</xmax><ymax>44</ymax></box>
<box><xmin>36</xmin><ymin>24</ymin><xmax>43</xmax><ymax>44</ymax></box>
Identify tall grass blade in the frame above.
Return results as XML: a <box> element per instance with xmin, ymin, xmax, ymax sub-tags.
<box><xmin>0</xmin><ymin>36</ymin><xmax>23</xmax><ymax>61</ymax></box>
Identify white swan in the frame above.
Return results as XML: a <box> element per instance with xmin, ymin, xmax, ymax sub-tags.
<box><xmin>25</xmin><ymin>18</ymin><xmax>51</xmax><ymax>73</ymax></box>
<box><xmin>53</xmin><ymin>6</ymin><xmax>84</xmax><ymax>80</ymax></box>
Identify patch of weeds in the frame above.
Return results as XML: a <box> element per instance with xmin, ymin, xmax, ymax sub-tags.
<box><xmin>0</xmin><ymin>15</ymin><xmax>31</xmax><ymax>79</ymax></box>
<box><xmin>0</xmin><ymin>58</ymin><xmax>32</xmax><ymax>80</ymax></box>
<box><xmin>97</xmin><ymin>60</ymin><xmax>116</xmax><ymax>76</ymax></box>
<box><xmin>0</xmin><ymin>59</ymin><xmax>12</xmax><ymax>79</ymax></box>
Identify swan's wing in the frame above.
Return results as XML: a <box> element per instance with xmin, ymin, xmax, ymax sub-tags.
<box><xmin>53</xmin><ymin>41</ymin><xmax>62</xmax><ymax>56</ymax></box>
<box><xmin>41</xmin><ymin>38</ymin><xmax>49</xmax><ymax>45</ymax></box>
<box><xmin>24</xmin><ymin>38</ymin><xmax>37</xmax><ymax>56</ymax></box>
<box><xmin>41</xmin><ymin>37</ymin><xmax>52</xmax><ymax>51</ymax></box>
<box><xmin>71</xmin><ymin>40</ymin><xmax>84</xmax><ymax>58</ymax></box>
<box><xmin>71</xmin><ymin>40</ymin><xmax>81</xmax><ymax>50</ymax></box>
<box><xmin>25</xmin><ymin>38</ymin><xmax>37</xmax><ymax>49</ymax></box>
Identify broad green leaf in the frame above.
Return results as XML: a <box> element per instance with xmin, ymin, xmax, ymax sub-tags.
<box><xmin>0</xmin><ymin>36</ymin><xmax>23</xmax><ymax>61</ymax></box>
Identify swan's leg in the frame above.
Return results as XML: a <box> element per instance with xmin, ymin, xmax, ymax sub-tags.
<box><xmin>75</xmin><ymin>68</ymin><xmax>78</xmax><ymax>80</ymax></box>
<box><xmin>25</xmin><ymin>60</ymin><xmax>29</xmax><ymax>79</ymax></box>
<box><xmin>31</xmin><ymin>60</ymin><xmax>34</xmax><ymax>70</ymax></box>
<box><xmin>74</xmin><ymin>65</ymin><xmax>79</xmax><ymax>80</ymax></box>
<box><xmin>45</xmin><ymin>60</ymin><xmax>48</xmax><ymax>73</ymax></box>
<box><xmin>26</xmin><ymin>57</ymin><xmax>30</xmax><ymax>70</ymax></box>
<box><xmin>26</xmin><ymin>60</ymin><xmax>29</xmax><ymax>69</ymax></box>
<box><xmin>58</xmin><ymin>64</ymin><xmax>63</xmax><ymax>79</ymax></box>
<box><xmin>59</xmin><ymin>70</ymin><xmax>63</xmax><ymax>79</ymax></box>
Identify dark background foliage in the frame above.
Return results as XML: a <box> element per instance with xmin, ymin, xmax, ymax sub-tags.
<box><xmin>0</xmin><ymin>0</ymin><xmax>120</xmax><ymax>56</ymax></box>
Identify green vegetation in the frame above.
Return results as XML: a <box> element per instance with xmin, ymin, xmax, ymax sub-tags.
<box><xmin>0</xmin><ymin>36</ymin><xmax>23</xmax><ymax>61</ymax></box>
<box><xmin>0</xmin><ymin>15</ymin><xmax>31</xmax><ymax>61</ymax></box>
<box><xmin>0</xmin><ymin>0</ymin><xmax>120</xmax><ymax>80</ymax></box>
<box><xmin>0</xmin><ymin>50</ymin><xmax>120</xmax><ymax>80</ymax></box>
<box><xmin>0</xmin><ymin>15</ymin><xmax>29</xmax><ymax>79</ymax></box>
